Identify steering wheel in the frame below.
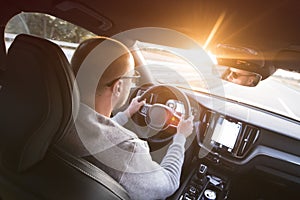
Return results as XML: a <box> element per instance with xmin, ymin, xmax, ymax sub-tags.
<box><xmin>131</xmin><ymin>84</ymin><xmax>191</xmax><ymax>143</ymax></box>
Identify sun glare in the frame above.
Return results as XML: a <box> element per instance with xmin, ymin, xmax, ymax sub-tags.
<box><xmin>203</xmin><ymin>12</ymin><xmax>226</xmax><ymax>50</ymax></box>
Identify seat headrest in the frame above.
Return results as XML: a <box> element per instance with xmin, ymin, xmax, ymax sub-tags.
<box><xmin>0</xmin><ymin>34</ymin><xmax>79</xmax><ymax>172</ymax></box>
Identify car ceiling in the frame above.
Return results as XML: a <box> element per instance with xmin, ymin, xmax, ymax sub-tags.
<box><xmin>2</xmin><ymin>0</ymin><xmax>300</xmax><ymax>69</ymax></box>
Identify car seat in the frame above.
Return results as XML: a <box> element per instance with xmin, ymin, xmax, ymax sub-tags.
<box><xmin>0</xmin><ymin>34</ymin><xmax>130</xmax><ymax>200</ymax></box>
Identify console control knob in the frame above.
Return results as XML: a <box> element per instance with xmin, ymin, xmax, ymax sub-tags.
<box><xmin>203</xmin><ymin>189</ymin><xmax>216</xmax><ymax>200</ymax></box>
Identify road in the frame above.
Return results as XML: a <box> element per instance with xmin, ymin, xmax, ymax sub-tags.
<box><xmin>220</xmin><ymin>77</ymin><xmax>300</xmax><ymax>121</ymax></box>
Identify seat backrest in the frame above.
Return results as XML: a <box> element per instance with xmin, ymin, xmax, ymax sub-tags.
<box><xmin>0</xmin><ymin>34</ymin><xmax>77</xmax><ymax>171</ymax></box>
<box><xmin>0</xmin><ymin>34</ymin><xmax>130</xmax><ymax>200</ymax></box>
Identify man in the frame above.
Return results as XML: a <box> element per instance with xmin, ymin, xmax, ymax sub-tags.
<box><xmin>59</xmin><ymin>37</ymin><xmax>194</xmax><ymax>200</ymax></box>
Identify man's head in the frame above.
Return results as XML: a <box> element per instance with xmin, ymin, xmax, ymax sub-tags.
<box><xmin>226</xmin><ymin>67</ymin><xmax>258</xmax><ymax>86</ymax></box>
<box><xmin>71</xmin><ymin>37</ymin><xmax>136</xmax><ymax>115</ymax></box>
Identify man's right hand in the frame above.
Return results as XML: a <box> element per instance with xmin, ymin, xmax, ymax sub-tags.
<box><xmin>177</xmin><ymin>115</ymin><xmax>194</xmax><ymax>138</ymax></box>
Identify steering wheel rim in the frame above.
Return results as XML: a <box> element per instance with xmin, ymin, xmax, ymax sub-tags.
<box><xmin>132</xmin><ymin>84</ymin><xmax>191</xmax><ymax>143</ymax></box>
<box><xmin>139</xmin><ymin>84</ymin><xmax>191</xmax><ymax>118</ymax></box>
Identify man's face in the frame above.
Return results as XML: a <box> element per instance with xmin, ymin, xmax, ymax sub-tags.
<box><xmin>226</xmin><ymin>68</ymin><xmax>256</xmax><ymax>86</ymax></box>
<box><xmin>113</xmin><ymin>54</ymin><xmax>135</xmax><ymax>110</ymax></box>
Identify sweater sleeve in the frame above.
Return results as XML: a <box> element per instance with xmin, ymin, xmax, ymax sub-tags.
<box><xmin>160</xmin><ymin>133</ymin><xmax>186</xmax><ymax>189</ymax></box>
<box><xmin>119</xmin><ymin>133</ymin><xmax>186</xmax><ymax>200</ymax></box>
<box><xmin>111</xmin><ymin>111</ymin><xmax>128</xmax><ymax>126</ymax></box>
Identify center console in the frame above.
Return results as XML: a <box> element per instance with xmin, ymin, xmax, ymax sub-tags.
<box><xmin>174</xmin><ymin>109</ymin><xmax>260</xmax><ymax>200</ymax></box>
<box><xmin>178</xmin><ymin>163</ymin><xmax>229</xmax><ymax>200</ymax></box>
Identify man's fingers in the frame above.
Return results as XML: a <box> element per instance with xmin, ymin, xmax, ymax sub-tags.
<box><xmin>139</xmin><ymin>99</ymin><xmax>146</xmax><ymax>106</ymax></box>
<box><xmin>180</xmin><ymin>114</ymin><xmax>194</xmax><ymax>121</ymax></box>
<box><xmin>188</xmin><ymin>115</ymin><xmax>194</xmax><ymax>121</ymax></box>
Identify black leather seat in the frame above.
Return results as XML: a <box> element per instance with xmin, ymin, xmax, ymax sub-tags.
<box><xmin>0</xmin><ymin>34</ymin><xmax>130</xmax><ymax>200</ymax></box>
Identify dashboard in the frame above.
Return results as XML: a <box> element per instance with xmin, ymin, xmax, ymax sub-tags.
<box><xmin>134</xmin><ymin>85</ymin><xmax>300</xmax><ymax>167</ymax></box>
<box><xmin>185</xmin><ymin>89</ymin><xmax>300</xmax><ymax>193</ymax></box>
<box><xmin>131</xmin><ymin>85</ymin><xmax>300</xmax><ymax>199</ymax></box>
<box><xmin>187</xmin><ymin>90</ymin><xmax>300</xmax><ymax>162</ymax></box>
<box><xmin>180</xmin><ymin>89</ymin><xmax>300</xmax><ymax>199</ymax></box>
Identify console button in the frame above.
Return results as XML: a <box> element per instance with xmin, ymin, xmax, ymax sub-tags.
<box><xmin>183</xmin><ymin>193</ymin><xmax>196</xmax><ymax>200</ymax></box>
<box><xmin>212</xmin><ymin>157</ymin><xmax>220</xmax><ymax>164</ymax></box>
<box><xmin>188</xmin><ymin>185</ymin><xmax>197</xmax><ymax>195</ymax></box>
<box><xmin>198</xmin><ymin>164</ymin><xmax>208</xmax><ymax>175</ymax></box>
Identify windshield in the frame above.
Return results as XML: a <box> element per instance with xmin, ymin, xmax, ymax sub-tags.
<box><xmin>138</xmin><ymin>42</ymin><xmax>300</xmax><ymax>122</ymax></box>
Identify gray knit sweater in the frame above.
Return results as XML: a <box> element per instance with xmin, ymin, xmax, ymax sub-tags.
<box><xmin>61</xmin><ymin>103</ymin><xmax>186</xmax><ymax>200</ymax></box>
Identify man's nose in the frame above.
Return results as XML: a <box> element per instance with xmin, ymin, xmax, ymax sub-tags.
<box><xmin>227</xmin><ymin>71</ymin><xmax>234</xmax><ymax>80</ymax></box>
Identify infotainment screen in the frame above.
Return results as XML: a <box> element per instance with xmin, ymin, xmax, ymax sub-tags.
<box><xmin>211</xmin><ymin>117</ymin><xmax>241</xmax><ymax>149</ymax></box>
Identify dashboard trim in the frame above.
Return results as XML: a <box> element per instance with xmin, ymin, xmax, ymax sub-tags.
<box><xmin>213</xmin><ymin>145</ymin><xmax>300</xmax><ymax>166</ymax></box>
<box><xmin>185</xmin><ymin>90</ymin><xmax>300</xmax><ymax>140</ymax></box>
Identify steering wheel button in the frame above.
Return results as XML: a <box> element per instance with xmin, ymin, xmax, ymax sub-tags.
<box><xmin>141</xmin><ymin>106</ymin><xmax>148</xmax><ymax>114</ymax></box>
<box><xmin>168</xmin><ymin>102</ymin><xmax>175</xmax><ymax>108</ymax></box>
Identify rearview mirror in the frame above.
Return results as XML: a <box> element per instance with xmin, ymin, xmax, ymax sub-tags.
<box><xmin>213</xmin><ymin>44</ymin><xmax>267</xmax><ymax>87</ymax></box>
<box><xmin>219</xmin><ymin>66</ymin><xmax>262</xmax><ymax>87</ymax></box>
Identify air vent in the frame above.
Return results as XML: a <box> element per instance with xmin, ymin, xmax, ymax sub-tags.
<box><xmin>236</xmin><ymin>125</ymin><xmax>260</xmax><ymax>157</ymax></box>
<box><xmin>201</xmin><ymin>110</ymin><xmax>216</xmax><ymax>138</ymax></box>
<box><xmin>202</xmin><ymin>110</ymin><xmax>213</xmax><ymax>123</ymax></box>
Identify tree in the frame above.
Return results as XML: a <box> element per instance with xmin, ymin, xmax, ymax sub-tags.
<box><xmin>5</xmin><ymin>12</ymin><xmax>95</xmax><ymax>43</ymax></box>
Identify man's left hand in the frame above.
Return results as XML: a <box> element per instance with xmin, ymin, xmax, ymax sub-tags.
<box><xmin>124</xmin><ymin>96</ymin><xmax>146</xmax><ymax>118</ymax></box>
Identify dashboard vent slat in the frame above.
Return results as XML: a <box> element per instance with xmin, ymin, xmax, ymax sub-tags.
<box><xmin>236</xmin><ymin>125</ymin><xmax>260</xmax><ymax>157</ymax></box>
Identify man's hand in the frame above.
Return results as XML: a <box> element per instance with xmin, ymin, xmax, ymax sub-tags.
<box><xmin>124</xmin><ymin>96</ymin><xmax>146</xmax><ymax>118</ymax></box>
<box><xmin>177</xmin><ymin>115</ymin><xmax>194</xmax><ymax>138</ymax></box>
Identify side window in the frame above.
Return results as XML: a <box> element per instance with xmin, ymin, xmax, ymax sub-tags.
<box><xmin>5</xmin><ymin>12</ymin><xmax>96</xmax><ymax>61</ymax></box>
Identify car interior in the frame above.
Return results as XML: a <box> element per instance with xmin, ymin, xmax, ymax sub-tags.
<box><xmin>0</xmin><ymin>0</ymin><xmax>300</xmax><ymax>200</ymax></box>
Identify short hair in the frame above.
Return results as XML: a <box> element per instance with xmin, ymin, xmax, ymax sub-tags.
<box><xmin>71</xmin><ymin>38</ymin><xmax>103</xmax><ymax>76</ymax></box>
<box><xmin>71</xmin><ymin>36</ymin><xmax>134</xmax><ymax>96</ymax></box>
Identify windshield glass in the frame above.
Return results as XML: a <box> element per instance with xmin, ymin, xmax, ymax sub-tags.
<box><xmin>139</xmin><ymin>43</ymin><xmax>300</xmax><ymax>122</ymax></box>
<box><xmin>140</xmin><ymin>48</ymin><xmax>210</xmax><ymax>91</ymax></box>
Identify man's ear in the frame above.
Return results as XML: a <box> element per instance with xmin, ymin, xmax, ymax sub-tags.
<box><xmin>112</xmin><ymin>79</ymin><xmax>123</xmax><ymax>97</ymax></box>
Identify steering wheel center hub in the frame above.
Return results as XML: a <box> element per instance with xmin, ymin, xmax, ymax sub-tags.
<box><xmin>146</xmin><ymin>104</ymin><xmax>170</xmax><ymax>130</ymax></box>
